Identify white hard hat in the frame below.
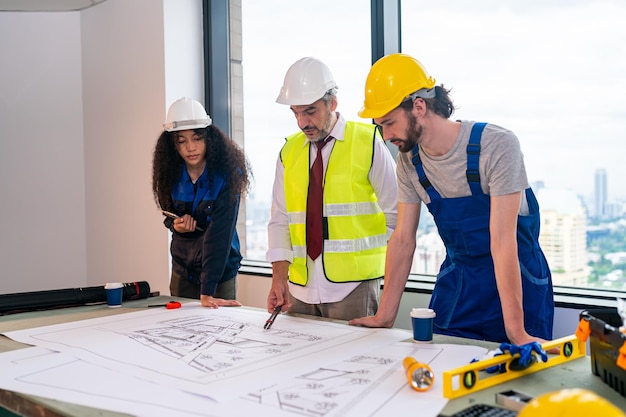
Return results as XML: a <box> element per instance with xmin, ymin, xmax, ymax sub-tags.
<box><xmin>163</xmin><ymin>97</ymin><xmax>212</xmax><ymax>132</ymax></box>
<box><xmin>276</xmin><ymin>57</ymin><xmax>338</xmax><ymax>105</ymax></box>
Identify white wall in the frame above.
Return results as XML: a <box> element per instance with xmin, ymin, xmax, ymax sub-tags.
<box><xmin>0</xmin><ymin>0</ymin><xmax>203</xmax><ymax>296</ymax></box>
<box><xmin>0</xmin><ymin>12</ymin><xmax>87</xmax><ymax>293</ymax></box>
<box><xmin>80</xmin><ymin>0</ymin><xmax>170</xmax><ymax>294</ymax></box>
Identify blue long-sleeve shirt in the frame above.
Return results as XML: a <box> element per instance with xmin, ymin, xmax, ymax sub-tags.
<box><xmin>165</xmin><ymin>165</ymin><xmax>242</xmax><ymax>296</ymax></box>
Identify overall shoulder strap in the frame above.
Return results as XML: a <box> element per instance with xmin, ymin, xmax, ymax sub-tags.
<box><xmin>411</xmin><ymin>145</ymin><xmax>441</xmax><ymax>201</ymax></box>
<box><xmin>466</xmin><ymin>122</ymin><xmax>487</xmax><ymax>195</ymax></box>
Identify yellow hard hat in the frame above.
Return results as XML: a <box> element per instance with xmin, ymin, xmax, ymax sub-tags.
<box><xmin>358</xmin><ymin>53</ymin><xmax>436</xmax><ymax>119</ymax></box>
<box><xmin>518</xmin><ymin>388</ymin><xmax>625</xmax><ymax>417</ymax></box>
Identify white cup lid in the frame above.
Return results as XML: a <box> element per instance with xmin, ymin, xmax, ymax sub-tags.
<box><xmin>104</xmin><ymin>282</ymin><xmax>123</xmax><ymax>289</ymax></box>
<box><xmin>410</xmin><ymin>308</ymin><xmax>436</xmax><ymax>318</ymax></box>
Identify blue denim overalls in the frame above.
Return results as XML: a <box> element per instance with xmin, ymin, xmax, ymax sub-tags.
<box><xmin>412</xmin><ymin>122</ymin><xmax>554</xmax><ymax>342</ymax></box>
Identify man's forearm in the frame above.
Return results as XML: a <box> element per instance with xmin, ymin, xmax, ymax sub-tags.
<box><xmin>376</xmin><ymin>235</ymin><xmax>416</xmax><ymax>326</ymax></box>
<box><xmin>492</xmin><ymin>245</ymin><xmax>526</xmax><ymax>340</ymax></box>
<box><xmin>272</xmin><ymin>260</ymin><xmax>290</xmax><ymax>282</ymax></box>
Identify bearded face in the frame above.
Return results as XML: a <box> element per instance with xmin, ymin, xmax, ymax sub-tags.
<box><xmin>396</xmin><ymin>111</ymin><xmax>423</xmax><ymax>153</ymax></box>
<box><xmin>291</xmin><ymin>99</ymin><xmax>335</xmax><ymax>143</ymax></box>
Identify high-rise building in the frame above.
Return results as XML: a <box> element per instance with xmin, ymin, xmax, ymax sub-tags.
<box><xmin>594</xmin><ymin>168</ymin><xmax>608</xmax><ymax>219</ymax></box>
<box><xmin>537</xmin><ymin>188</ymin><xmax>588</xmax><ymax>287</ymax></box>
<box><xmin>412</xmin><ymin>231</ymin><xmax>446</xmax><ymax>276</ymax></box>
<box><xmin>409</xmin><ymin>206</ymin><xmax>446</xmax><ymax>275</ymax></box>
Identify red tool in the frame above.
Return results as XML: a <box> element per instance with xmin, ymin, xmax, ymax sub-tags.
<box><xmin>148</xmin><ymin>301</ymin><xmax>182</xmax><ymax>309</ymax></box>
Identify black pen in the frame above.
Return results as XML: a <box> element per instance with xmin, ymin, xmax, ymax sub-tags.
<box><xmin>264</xmin><ymin>305</ymin><xmax>282</xmax><ymax>330</ymax></box>
<box><xmin>162</xmin><ymin>211</ymin><xmax>204</xmax><ymax>232</ymax></box>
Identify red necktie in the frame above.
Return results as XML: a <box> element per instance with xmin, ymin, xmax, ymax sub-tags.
<box><xmin>307</xmin><ymin>137</ymin><xmax>331</xmax><ymax>260</ymax></box>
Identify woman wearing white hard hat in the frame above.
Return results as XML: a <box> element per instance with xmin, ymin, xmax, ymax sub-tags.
<box><xmin>152</xmin><ymin>97</ymin><xmax>252</xmax><ymax>308</ymax></box>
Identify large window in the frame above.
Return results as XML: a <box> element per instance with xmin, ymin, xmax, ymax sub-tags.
<box><xmin>238</xmin><ymin>1</ymin><xmax>626</xmax><ymax>294</ymax></box>
<box><xmin>240</xmin><ymin>0</ymin><xmax>372</xmax><ymax>261</ymax></box>
<box><xmin>401</xmin><ymin>1</ymin><xmax>626</xmax><ymax>290</ymax></box>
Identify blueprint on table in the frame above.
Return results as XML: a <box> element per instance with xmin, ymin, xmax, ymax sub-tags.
<box><xmin>0</xmin><ymin>303</ymin><xmax>487</xmax><ymax>417</ymax></box>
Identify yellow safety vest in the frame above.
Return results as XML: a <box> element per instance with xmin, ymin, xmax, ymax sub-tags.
<box><xmin>280</xmin><ymin>122</ymin><xmax>388</xmax><ymax>286</ymax></box>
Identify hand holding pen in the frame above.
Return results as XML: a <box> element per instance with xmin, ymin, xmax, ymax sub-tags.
<box><xmin>162</xmin><ymin>211</ymin><xmax>204</xmax><ymax>232</ymax></box>
<box><xmin>264</xmin><ymin>305</ymin><xmax>282</xmax><ymax>330</ymax></box>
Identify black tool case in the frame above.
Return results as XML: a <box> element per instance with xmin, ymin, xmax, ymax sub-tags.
<box><xmin>580</xmin><ymin>308</ymin><xmax>626</xmax><ymax>397</ymax></box>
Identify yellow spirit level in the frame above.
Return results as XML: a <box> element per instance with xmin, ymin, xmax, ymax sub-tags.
<box><xmin>442</xmin><ymin>334</ymin><xmax>586</xmax><ymax>399</ymax></box>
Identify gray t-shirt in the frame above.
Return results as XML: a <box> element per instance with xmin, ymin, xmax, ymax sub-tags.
<box><xmin>397</xmin><ymin>120</ymin><xmax>530</xmax><ymax>213</ymax></box>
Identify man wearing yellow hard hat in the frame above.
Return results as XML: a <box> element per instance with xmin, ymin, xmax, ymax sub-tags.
<box><xmin>349</xmin><ymin>54</ymin><xmax>554</xmax><ymax>346</ymax></box>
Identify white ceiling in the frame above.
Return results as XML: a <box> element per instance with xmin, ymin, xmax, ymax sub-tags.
<box><xmin>0</xmin><ymin>0</ymin><xmax>107</xmax><ymax>12</ymax></box>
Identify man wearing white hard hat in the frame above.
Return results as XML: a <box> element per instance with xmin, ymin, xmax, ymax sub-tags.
<box><xmin>266</xmin><ymin>57</ymin><xmax>398</xmax><ymax>321</ymax></box>
<box><xmin>152</xmin><ymin>97</ymin><xmax>252</xmax><ymax>308</ymax></box>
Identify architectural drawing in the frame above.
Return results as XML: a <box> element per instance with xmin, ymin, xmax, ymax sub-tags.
<box><xmin>123</xmin><ymin>314</ymin><xmax>327</xmax><ymax>373</ymax></box>
<box><xmin>237</xmin><ymin>342</ymin><xmax>483</xmax><ymax>417</ymax></box>
<box><xmin>1</xmin><ymin>305</ymin><xmax>487</xmax><ymax>417</ymax></box>
<box><xmin>3</xmin><ymin>305</ymin><xmax>401</xmax><ymax>399</ymax></box>
<box><xmin>0</xmin><ymin>346</ymin><xmax>218</xmax><ymax>417</ymax></box>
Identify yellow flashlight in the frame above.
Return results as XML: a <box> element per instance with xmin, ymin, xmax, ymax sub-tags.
<box><xmin>403</xmin><ymin>356</ymin><xmax>435</xmax><ymax>392</ymax></box>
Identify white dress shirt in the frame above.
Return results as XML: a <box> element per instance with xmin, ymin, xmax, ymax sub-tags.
<box><xmin>266</xmin><ymin>113</ymin><xmax>398</xmax><ymax>304</ymax></box>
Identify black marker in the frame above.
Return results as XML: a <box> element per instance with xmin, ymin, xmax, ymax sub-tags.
<box><xmin>264</xmin><ymin>306</ymin><xmax>282</xmax><ymax>330</ymax></box>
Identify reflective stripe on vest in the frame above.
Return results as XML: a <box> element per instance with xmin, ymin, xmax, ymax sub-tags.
<box><xmin>280</xmin><ymin>122</ymin><xmax>387</xmax><ymax>286</ymax></box>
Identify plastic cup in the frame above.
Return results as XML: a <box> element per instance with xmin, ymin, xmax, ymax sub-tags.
<box><xmin>104</xmin><ymin>282</ymin><xmax>123</xmax><ymax>308</ymax></box>
<box><xmin>411</xmin><ymin>308</ymin><xmax>436</xmax><ymax>343</ymax></box>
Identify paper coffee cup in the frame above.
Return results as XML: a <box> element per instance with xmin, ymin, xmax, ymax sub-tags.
<box><xmin>104</xmin><ymin>282</ymin><xmax>123</xmax><ymax>308</ymax></box>
<box><xmin>410</xmin><ymin>308</ymin><xmax>436</xmax><ymax>343</ymax></box>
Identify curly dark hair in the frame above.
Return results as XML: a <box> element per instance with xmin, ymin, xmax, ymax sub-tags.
<box><xmin>152</xmin><ymin>125</ymin><xmax>252</xmax><ymax>212</ymax></box>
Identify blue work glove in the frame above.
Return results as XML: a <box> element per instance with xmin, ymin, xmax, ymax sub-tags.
<box><xmin>499</xmin><ymin>341</ymin><xmax>548</xmax><ymax>370</ymax></box>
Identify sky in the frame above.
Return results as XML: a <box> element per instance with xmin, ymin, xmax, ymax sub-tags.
<box><xmin>240</xmin><ymin>0</ymin><xmax>626</xmax><ymax>207</ymax></box>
